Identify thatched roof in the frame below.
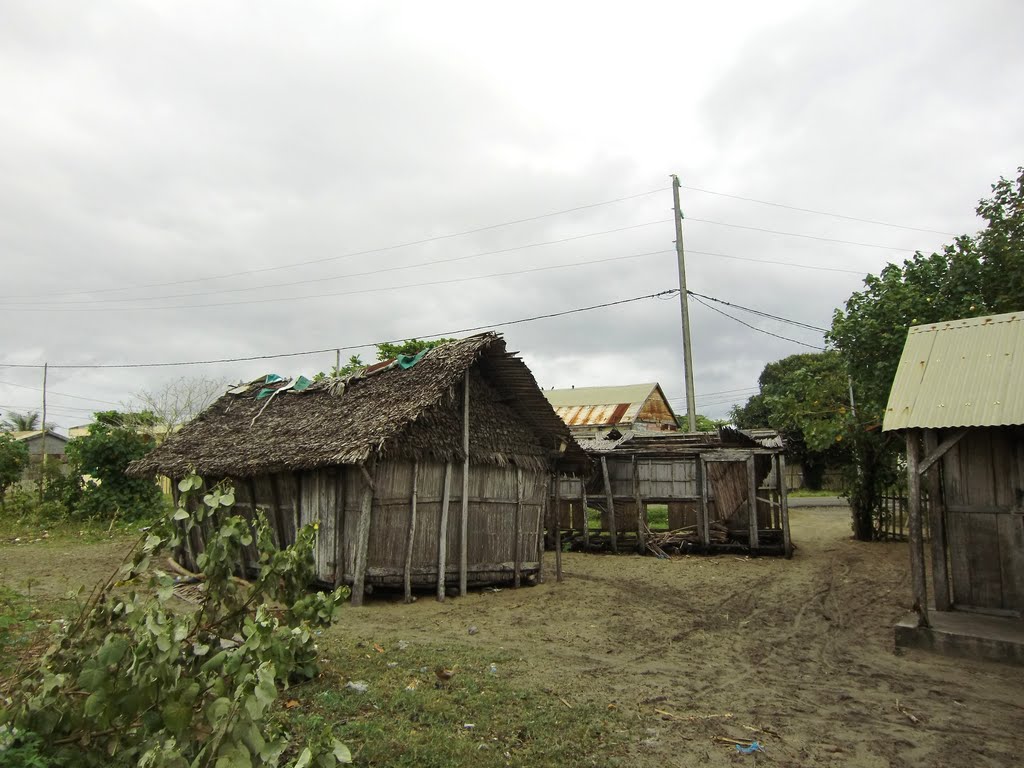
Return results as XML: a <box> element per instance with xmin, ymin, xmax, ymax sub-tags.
<box><xmin>129</xmin><ymin>333</ymin><xmax>587</xmax><ymax>478</ymax></box>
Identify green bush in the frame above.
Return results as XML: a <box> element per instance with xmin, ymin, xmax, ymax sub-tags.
<box><xmin>65</xmin><ymin>426</ymin><xmax>161</xmax><ymax>522</ymax></box>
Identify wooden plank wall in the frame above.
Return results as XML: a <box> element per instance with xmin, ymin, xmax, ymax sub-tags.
<box><xmin>943</xmin><ymin>428</ymin><xmax>1024</xmax><ymax>614</ymax></box>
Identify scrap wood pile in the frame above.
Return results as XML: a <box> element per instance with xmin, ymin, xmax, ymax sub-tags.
<box><xmin>644</xmin><ymin>522</ymin><xmax>730</xmax><ymax>557</ymax></box>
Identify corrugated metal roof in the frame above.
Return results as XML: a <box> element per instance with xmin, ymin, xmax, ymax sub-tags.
<box><xmin>882</xmin><ymin>311</ymin><xmax>1024</xmax><ymax>431</ymax></box>
<box><xmin>543</xmin><ymin>383</ymin><xmax>659</xmax><ymax>408</ymax></box>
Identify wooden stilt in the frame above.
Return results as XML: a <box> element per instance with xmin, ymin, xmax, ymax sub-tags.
<box><xmin>601</xmin><ymin>456</ymin><xmax>618</xmax><ymax>553</ymax></box>
<box><xmin>459</xmin><ymin>379</ymin><xmax>470</xmax><ymax>596</ymax></box>
<box><xmin>746</xmin><ymin>455</ymin><xmax>759</xmax><ymax>553</ymax></box>
<box><xmin>403</xmin><ymin>460</ymin><xmax>419</xmax><ymax>603</ymax></box>
<box><xmin>698</xmin><ymin>458</ymin><xmax>710</xmax><ymax>550</ymax></box>
<box><xmin>581</xmin><ymin>478</ymin><xmax>590</xmax><ymax>549</ymax></box>
<box><xmin>437</xmin><ymin>462</ymin><xmax>453</xmax><ymax>602</ymax></box>
<box><xmin>513</xmin><ymin>467</ymin><xmax>523</xmax><ymax>588</ymax></box>
<box><xmin>923</xmin><ymin>430</ymin><xmax>950</xmax><ymax>610</ymax></box>
<box><xmin>350</xmin><ymin>463</ymin><xmax>376</xmax><ymax>607</ymax></box>
<box><xmin>633</xmin><ymin>457</ymin><xmax>646</xmax><ymax>553</ymax></box>
<box><xmin>906</xmin><ymin>431</ymin><xmax>929</xmax><ymax>627</ymax></box>
<box><xmin>778</xmin><ymin>454</ymin><xmax>793</xmax><ymax>558</ymax></box>
<box><xmin>554</xmin><ymin>470</ymin><xmax>563</xmax><ymax>582</ymax></box>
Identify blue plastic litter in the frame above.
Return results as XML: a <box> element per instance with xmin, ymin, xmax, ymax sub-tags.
<box><xmin>396</xmin><ymin>350</ymin><xmax>428</xmax><ymax>370</ymax></box>
<box><xmin>736</xmin><ymin>741</ymin><xmax>761</xmax><ymax>754</ymax></box>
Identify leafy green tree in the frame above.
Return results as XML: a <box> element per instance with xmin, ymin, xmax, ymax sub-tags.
<box><xmin>829</xmin><ymin>167</ymin><xmax>1024</xmax><ymax>539</ymax></box>
<box><xmin>0</xmin><ymin>434</ymin><xmax>29</xmax><ymax>506</ymax></box>
<box><xmin>731</xmin><ymin>352</ymin><xmax>851</xmax><ymax>489</ymax></box>
<box><xmin>1</xmin><ymin>475</ymin><xmax>350</xmax><ymax>766</ymax></box>
<box><xmin>676</xmin><ymin>413</ymin><xmax>727</xmax><ymax>431</ymax></box>
<box><xmin>65</xmin><ymin>421</ymin><xmax>162</xmax><ymax>521</ymax></box>
<box><xmin>374</xmin><ymin>337</ymin><xmax>455</xmax><ymax>362</ymax></box>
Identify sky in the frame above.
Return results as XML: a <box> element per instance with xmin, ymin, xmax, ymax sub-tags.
<box><xmin>1</xmin><ymin>0</ymin><xmax>1022</xmax><ymax>431</ymax></box>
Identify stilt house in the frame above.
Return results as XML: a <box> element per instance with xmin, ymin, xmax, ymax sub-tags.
<box><xmin>129</xmin><ymin>333</ymin><xmax>587</xmax><ymax>605</ymax></box>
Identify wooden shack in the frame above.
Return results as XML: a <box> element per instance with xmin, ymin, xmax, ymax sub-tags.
<box><xmin>129</xmin><ymin>333</ymin><xmax>587</xmax><ymax>605</ymax></box>
<box><xmin>884</xmin><ymin>312</ymin><xmax>1024</xmax><ymax>661</ymax></box>
<box><xmin>552</xmin><ymin>428</ymin><xmax>792</xmax><ymax>557</ymax></box>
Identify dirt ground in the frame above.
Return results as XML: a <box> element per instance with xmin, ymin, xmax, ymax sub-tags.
<box><xmin>3</xmin><ymin>507</ymin><xmax>1023</xmax><ymax>766</ymax></box>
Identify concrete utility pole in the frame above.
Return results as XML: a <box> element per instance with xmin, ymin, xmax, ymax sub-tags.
<box><xmin>672</xmin><ymin>175</ymin><xmax>698</xmax><ymax>431</ymax></box>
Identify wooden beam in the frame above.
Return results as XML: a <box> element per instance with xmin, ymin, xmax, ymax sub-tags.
<box><xmin>919</xmin><ymin>429</ymin><xmax>966</xmax><ymax>476</ymax></box>
<box><xmin>581</xmin><ymin>477</ymin><xmax>590</xmax><ymax>550</ymax></box>
<box><xmin>778</xmin><ymin>454</ymin><xmax>793</xmax><ymax>559</ymax></box>
<box><xmin>746</xmin><ymin>455</ymin><xmax>759</xmax><ymax>553</ymax></box>
<box><xmin>600</xmin><ymin>456</ymin><xmax>618</xmax><ymax>553</ymax></box>
<box><xmin>537</xmin><ymin>479</ymin><xmax>547</xmax><ymax>583</ymax></box>
<box><xmin>350</xmin><ymin>463</ymin><xmax>376</xmax><ymax>607</ymax></box>
<box><xmin>437</xmin><ymin>461</ymin><xmax>453</xmax><ymax>602</ymax></box>
<box><xmin>923</xmin><ymin>430</ymin><xmax>951</xmax><ymax>610</ymax></box>
<box><xmin>906</xmin><ymin>431</ymin><xmax>929</xmax><ymax>627</ymax></box>
<box><xmin>698</xmin><ymin>458</ymin><xmax>710</xmax><ymax>550</ymax></box>
<box><xmin>633</xmin><ymin>457</ymin><xmax>646</xmax><ymax>554</ymax></box>
<box><xmin>459</xmin><ymin>378</ymin><xmax>470</xmax><ymax>596</ymax></box>
<box><xmin>403</xmin><ymin>460</ymin><xmax>419</xmax><ymax>603</ymax></box>
<box><xmin>554</xmin><ymin>469</ymin><xmax>563</xmax><ymax>582</ymax></box>
<box><xmin>513</xmin><ymin>467</ymin><xmax>523</xmax><ymax>588</ymax></box>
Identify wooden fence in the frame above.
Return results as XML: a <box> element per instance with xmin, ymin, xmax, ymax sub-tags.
<box><xmin>874</xmin><ymin>487</ymin><xmax>929</xmax><ymax>541</ymax></box>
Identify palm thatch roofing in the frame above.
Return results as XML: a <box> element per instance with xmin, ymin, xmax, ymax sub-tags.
<box><xmin>128</xmin><ymin>333</ymin><xmax>587</xmax><ymax>478</ymax></box>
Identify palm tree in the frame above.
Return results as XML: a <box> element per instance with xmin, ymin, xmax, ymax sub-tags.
<box><xmin>2</xmin><ymin>411</ymin><xmax>41</xmax><ymax>432</ymax></box>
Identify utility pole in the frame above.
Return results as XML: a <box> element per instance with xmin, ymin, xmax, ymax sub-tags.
<box><xmin>672</xmin><ymin>175</ymin><xmax>698</xmax><ymax>431</ymax></box>
<box><xmin>40</xmin><ymin>362</ymin><xmax>48</xmax><ymax>502</ymax></box>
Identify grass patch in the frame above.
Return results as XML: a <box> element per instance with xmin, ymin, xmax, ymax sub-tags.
<box><xmin>788</xmin><ymin>489</ymin><xmax>844</xmax><ymax>498</ymax></box>
<box><xmin>283</xmin><ymin>637</ymin><xmax>628</xmax><ymax>767</ymax></box>
<box><xmin>0</xmin><ymin>586</ymin><xmax>48</xmax><ymax>680</ymax></box>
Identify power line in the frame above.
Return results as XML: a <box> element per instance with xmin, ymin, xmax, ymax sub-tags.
<box><xmin>0</xmin><ymin>289</ymin><xmax>681</xmax><ymax>370</ymax></box>
<box><xmin>677</xmin><ymin>183</ymin><xmax>958</xmax><ymax>237</ymax></box>
<box><xmin>687</xmin><ymin>291</ymin><xmax>829</xmax><ymax>333</ymax></box>
<box><xmin>687</xmin><ymin>248</ymin><xmax>865</xmax><ymax>275</ymax></box>
<box><xmin>686</xmin><ymin>217</ymin><xmax>918</xmax><ymax>252</ymax></box>
<box><xmin>0</xmin><ymin>379</ymin><xmax>123</xmax><ymax>406</ymax></box>
<box><xmin>9</xmin><ymin>187</ymin><xmax>670</xmax><ymax>301</ymax></box>
<box><xmin>3</xmin><ymin>219</ymin><xmax>673</xmax><ymax>308</ymax></box>
<box><xmin>689</xmin><ymin>294</ymin><xmax>825</xmax><ymax>350</ymax></box>
<box><xmin>0</xmin><ymin>249</ymin><xmax>674</xmax><ymax>314</ymax></box>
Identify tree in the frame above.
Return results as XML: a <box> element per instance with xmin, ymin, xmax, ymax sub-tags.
<box><xmin>676</xmin><ymin>413</ymin><xmax>727</xmax><ymax>432</ymax></box>
<box><xmin>374</xmin><ymin>337</ymin><xmax>455</xmax><ymax>362</ymax></box>
<box><xmin>1</xmin><ymin>411</ymin><xmax>53</xmax><ymax>432</ymax></box>
<box><xmin>731</xmin><ymin>352</ymin><xmax>852</xmax><ymax>489</ymax></box>
<box><xmin>133</xmin><ymin>376</ymin><xmax>229</xmax><ymax>444</ymax></box>
<box><xmin>0</xmin><ymin>434</ymin><xmax>29</xmax><ymax>506</ymax></box>
<box><xmin>829</xmin><ymin>167</ymin><xmax>1024</xmax><ymax>539</ymax></box>
<box><xmin>65</xmin><ymin>422</ymin><xmax>162</xmax><ymax>521</ymax></box>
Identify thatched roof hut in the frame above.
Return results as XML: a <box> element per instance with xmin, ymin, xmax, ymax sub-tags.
<box><xmin>131</xmin><ymin>333</ymin><xmax>587</xmax><ymax>604</ymax></box>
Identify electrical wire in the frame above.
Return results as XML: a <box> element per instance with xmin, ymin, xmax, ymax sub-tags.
<box><xmin>2</xmin><ymin>219</ymin><xmax>673</xmax><ymax>308</ymax></box>
<box><xmin>686</xmin><ymin>291</ymin><xmax>829</xmax><ymax>333</ymax></box>
<box><xmin>687</xmin><ymin>248</ymin><xmax>865</xmax><ymax>275</ymax></box>
<box><xmin>689</xmin><ymin>294</ymin><xmax>825</xmax><ymax>350</ymax></box>
<box><xmin>677</xmin><ymin>183</ymin><xmax>957</xmax><ymax>236</ymax></box>
<box><xmin>0</xmin><ymin>380</ymin><xmax>123</xmax><ymax>406</ymax></box>
<box><xmin>0</xmin><ymin>250</ymin><xmax>674</xmax><ymax>313</ymax></box>
<box><xmin>0</xmin><ymin>289</ymin><xmax>681</xmax><ymax>370</ymax></box>
<box><xmin>685</xmin><ymin>217</ymin><xmax>918</xmax><ymax>252</ymax></box>
<box><xmin>7</xmin><ymin>187</ymin><xmax>671</xmax><ymax>301</ymax></box>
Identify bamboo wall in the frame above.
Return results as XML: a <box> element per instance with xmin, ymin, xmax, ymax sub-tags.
<box><xmin>174</xmin><ymin>459</ymin><xmax>548</xmax><ymax>597</ymax></box>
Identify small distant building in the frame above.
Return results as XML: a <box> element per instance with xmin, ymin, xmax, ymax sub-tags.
<box><xmin>884</xmin><ymin>311</ymin><xmax>1024</xmax><ymax>663</ymax></box>
<box><xmin>543</xmin><ymin>383</ymin><xmax>680</xmax><ymax>439</ymax></box>
<box><xmin>10</xmin><ymin>430</ymin><xmax>69</xmax><ymax>462</ymax></box>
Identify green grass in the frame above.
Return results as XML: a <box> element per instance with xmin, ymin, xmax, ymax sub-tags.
<box><xmin>788</xmin><ymin>488</ymin><xmax>844</xmax><ymax>498</ymax></box>
<box><xmin>0</xmin><ymin>586</ymin><xmax>46</xmax><ymax>679</ymax></box>
<box><xmin>282</xmin><ymin>638</ymin><xmax>628</xmax><ymax>767</ymax></box>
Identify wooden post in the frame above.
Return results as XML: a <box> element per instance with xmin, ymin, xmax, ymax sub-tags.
<box><xmin>923</xmin><ymin>430</ymin><xmax>951</xmax><ymax>610</ymax></box>
<box><xmin>537</xmin><ymin>475</ymin><xmax>549</xmax><ymax>583</ymax></box>
<box><xmin>581</xmin><ymin>477</ymin><xmax>590</xmax><ymax>549</ymax></box>
<box><xmin>513</xmin><ymin>467</ymin><xmax>523</xmax><ymax>588</ymax></box>
<box><xmin>778</xmin><ymin>454</ymin><xmax>793</xmax><ymax>558</ymax></box>
<box><xmin>554</xmin><ymin>470</ymin><xmax>563</xmax><ymax>582</ymax></box>
<box><xmin>746</xmin><ymin>455</ymin><xmax>759</xmax><ymax>553</ymax></box>
<box><xmin>906</xmin><ymin>431</ymin><xmax>929</xmax><ymax>627</ymax></box>
<box><xmin>403</xmin><ymin>460</ymin><xmax>419</xmax><ymax>603</ymax></box>
<box><xmin>459</xmin><ymin>379</ymin><xmax>470</xmax><ymax>596</ymax></box>
<box><xmin>350</xmin><ymin>463</ymin><xmax>376</xmax><ymax>607</ymax></box>
<box><xmin>437</xmin><ymin>461</ymin><xmax>453</xmax><ymax>601</ymax></box>
<box><xmin>633</xmin><ymin>457</ymin><xmax>646</xmax><ymax>553</ymax></box>
<box><xmin>600</xmin><ymin>456</ymin><xmax>618</xmax><ymax>553</ymax></box>
<box><xmin>698</xmin><ymin>457</ymin><xmax>710</xmax><ymax>550</ymax></box>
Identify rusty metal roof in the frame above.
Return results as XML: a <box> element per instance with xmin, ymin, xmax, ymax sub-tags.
<box><xmin>882</xmin><ymin>311</ymin><xmax>1024</xmax><ymax>431</ymax></box>
<box><xmin>543</xmin><ymin>383</ymin><xmax>662</xmax><ymax>427</ymax></box>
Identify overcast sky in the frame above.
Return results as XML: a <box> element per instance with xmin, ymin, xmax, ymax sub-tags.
<box><xmin>1</xmin><ymin>1</ymin><xmax>1022</xmax><ymax>430</ymax></box>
